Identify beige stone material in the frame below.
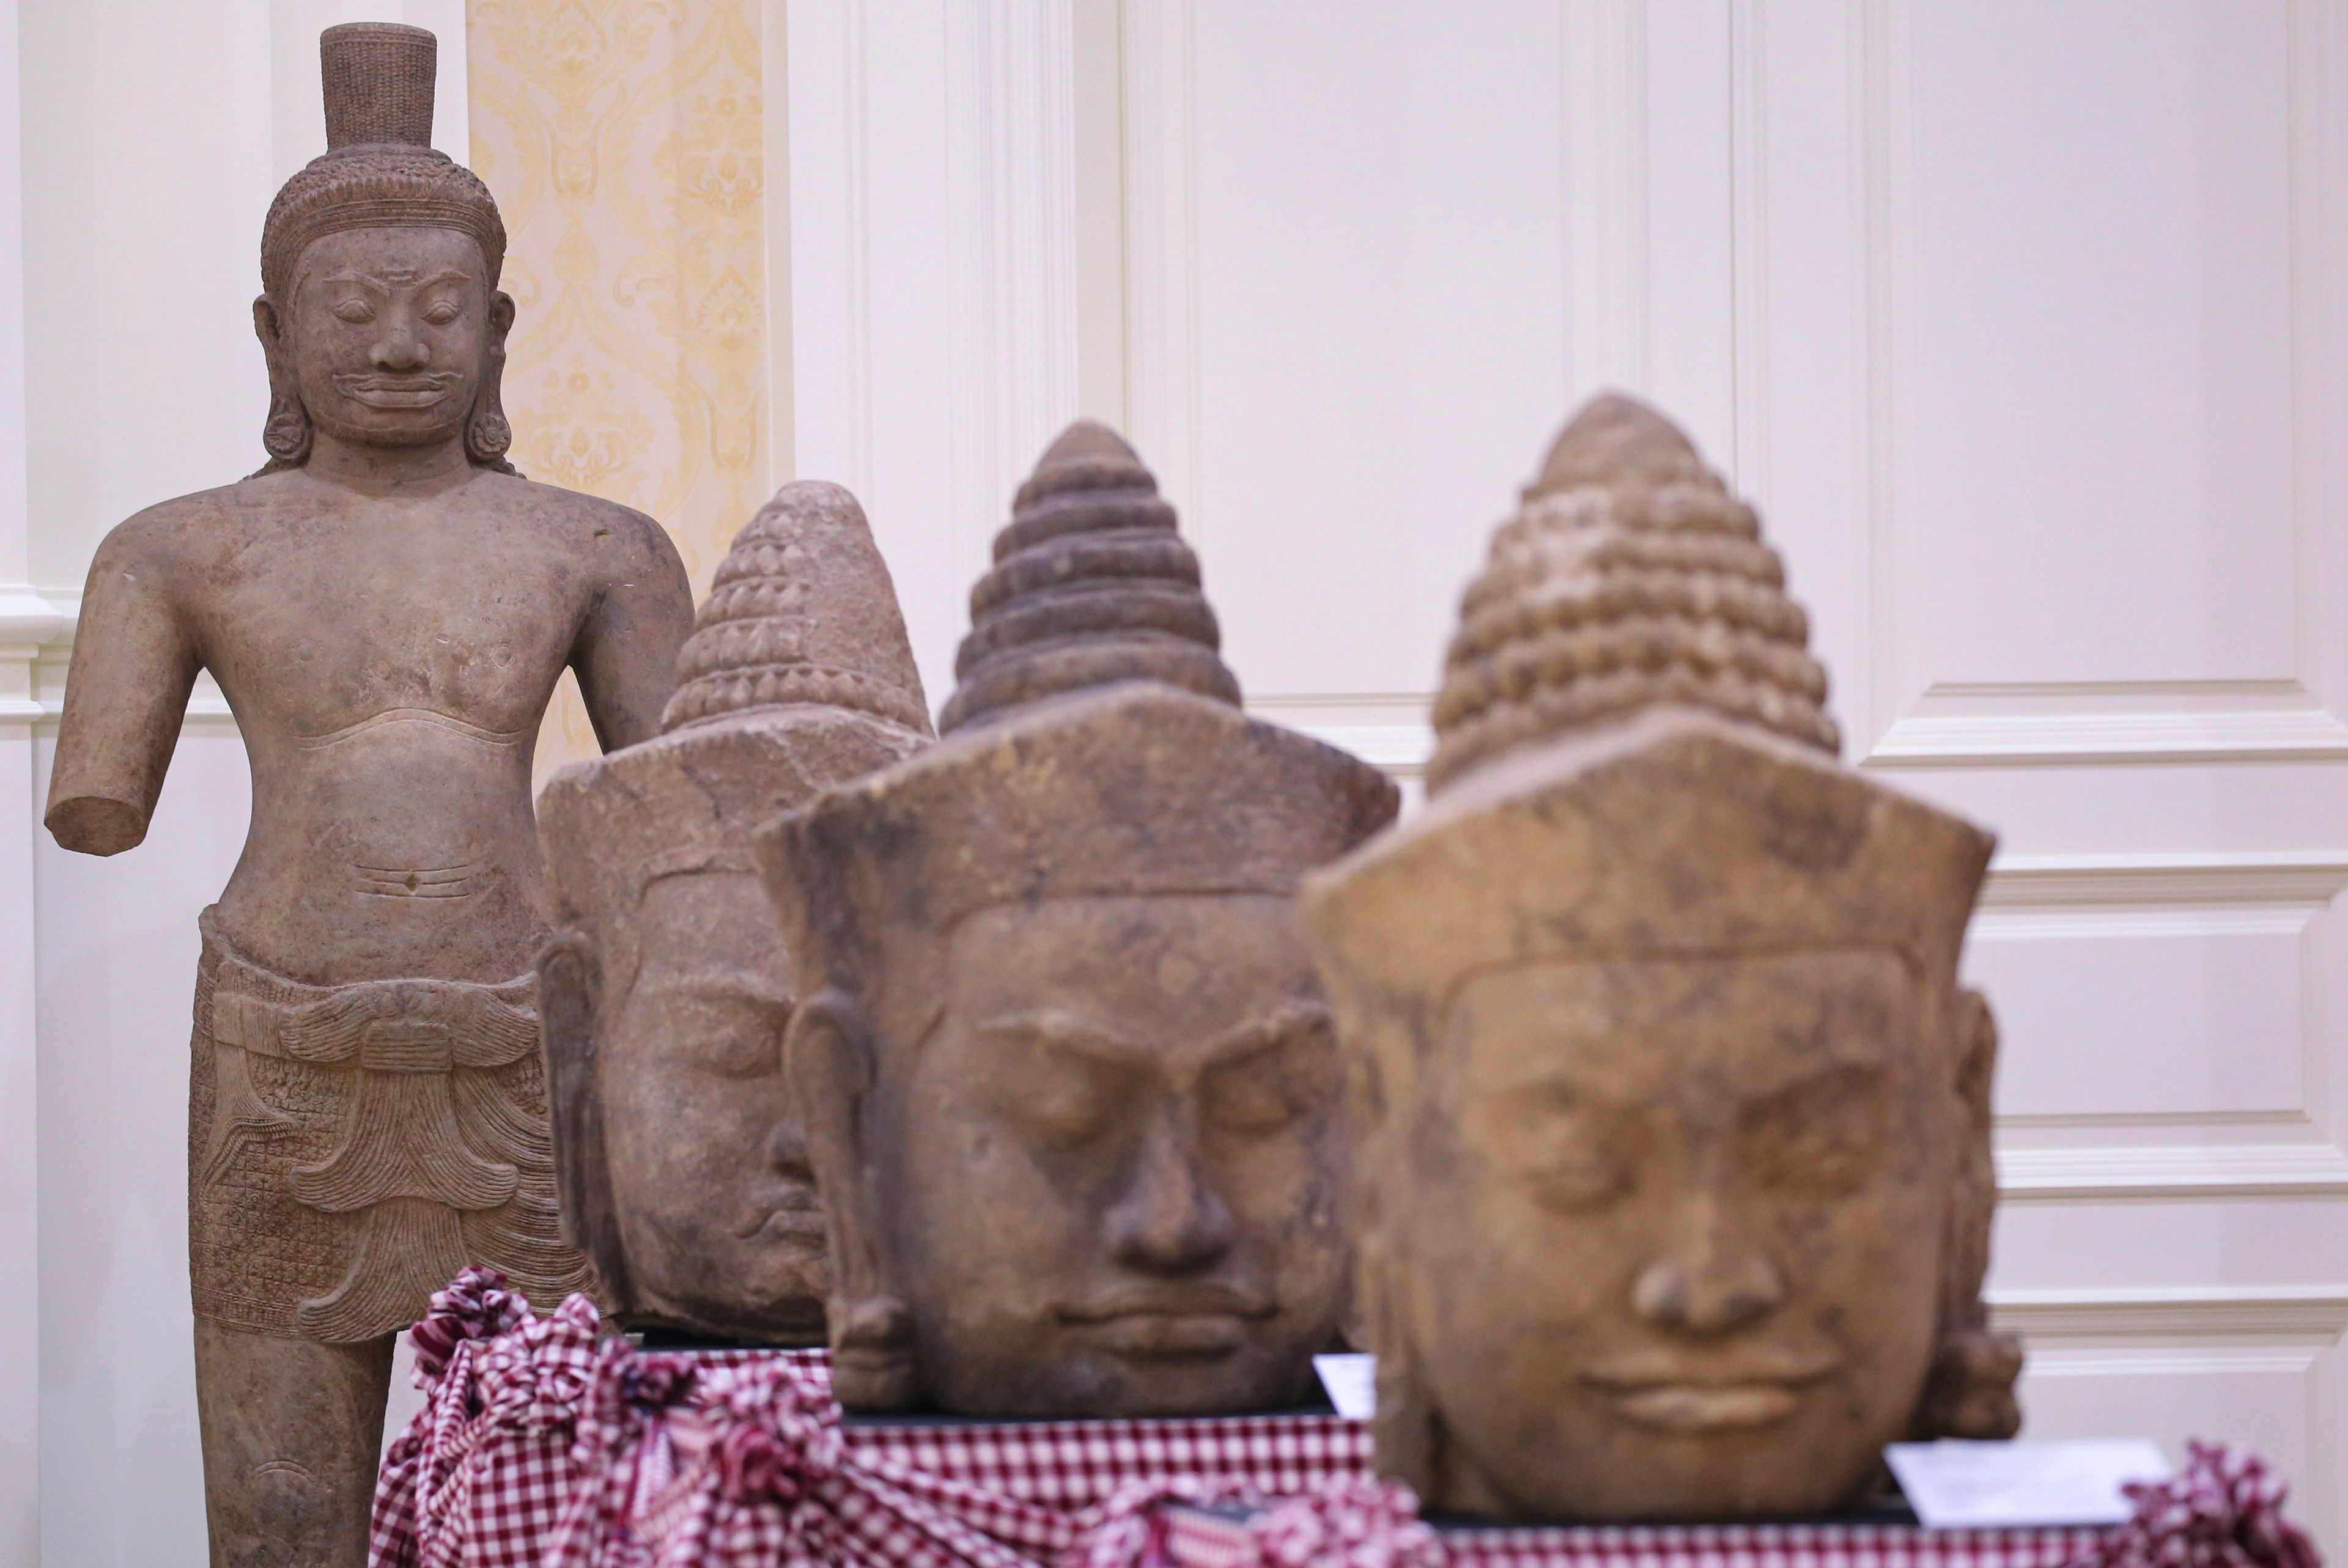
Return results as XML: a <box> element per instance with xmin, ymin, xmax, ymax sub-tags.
<box><xmin>536</xmin><ymin>479</ymin><xmax>931</xmax><ymax>1342</ymax></box>
<box><xmin>42</xmin><ymin>25</ymin><xmax>694</xmax><ymax>1564</ymax></box>
<box><xmin>1302</xmin><ymin>394</ymin><xmax>2019</xmax><ymax>1522</ymax></box>
<box><xmin>761</xmin><ymin>422</ymin><xmax>1398</xmax><ymax>1416</ymax></box>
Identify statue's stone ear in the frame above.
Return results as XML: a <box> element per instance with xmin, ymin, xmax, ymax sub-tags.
<box><xmin>252</xmin><ymin>295</ymin><xmax>312</xmax><ymax>471</ymax></box>
<box><xmin>536</xmin><ymin>929</ymin><xmax>629</xmax><ymax>1306</ymax></box>
<box><xmin>786</xmin><ymin>990</ymin><xmax>917</xmax><ymax>1410</ymax></box>
<box><xmin>1913</xmin><ymin>987</ymin><xmax>2024</xmax><ymax>1440</ymax></box>
<box><xmin>465</xmin><ymin>289</ymin><xmax>519</xmax><ymax>474</ymax></box>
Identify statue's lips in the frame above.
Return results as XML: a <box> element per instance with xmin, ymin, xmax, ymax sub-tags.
<box><xmin>335</xmin><ymin>372</ymin><xmax>462</xmax><ymax>409</ymax></box>
<box><xmin>1057</xmin><ymin>1286</ymin><xmax>1275</xmax><ymax>1358</ymax></box>
<box><xmin>1581</xmin><ymin>1352</ymin><xmax>1841</xmax><ymax>1434</ymax></box>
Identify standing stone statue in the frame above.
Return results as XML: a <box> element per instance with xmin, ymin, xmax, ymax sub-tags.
<box><xmin>536</xmin><ymin>479</ymin><xmax>931</xmax><ymax>1343</ymax></box>
<box><xmin>43</xmin><ymin>25</ymin><xmax>693</xmax><ymax>1565</ymax></box>
<box><xmin>761</xmin><ymin>421</ymin><xmax>1398</xmax><ymax>1416</ymax></box>
<box><xmin>1301</xmin><ymin>394</ymin><xmax>2021</xmax><ymax>1521</ymax></box>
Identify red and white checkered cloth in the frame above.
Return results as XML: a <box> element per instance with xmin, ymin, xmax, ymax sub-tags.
<box><xmin>373</xmin><ymin>1272</ymin><xmax>604</xmax><ymax>1568</ymax></box>
<box><xmin>376</xmin><ymin>1275</ymin><xmax>2320</xmax><ymax>1568</ymax></box>
<box><xmin>372</xmin><ymin>1272</ymin><xmax>1372</xmax><ymax>1568</ymax></box>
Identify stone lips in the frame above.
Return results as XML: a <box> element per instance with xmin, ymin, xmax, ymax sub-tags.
<box><xmin>664</xmin><ymin>479</ymin><xmax>930</xmax><ymax>737</ymax></box>
<box><xmin>1428</xmin><ymin>393</ymin><xmax>1837</xmax><ymax>793</ymax></box>
<box><xmin>760</xmin><ymin>683</ymin><xmax>1400</xmax><ymax>999</ymax></box>
<box><xmin>940</xmin><ymin>419</ymin><xmax>1240</xmax><ymax>734</ymax></box>
<box><xmin>1305</xmin><ymin>707</ymin><xmax>1991</xmax><ymax>1012</ymax></box>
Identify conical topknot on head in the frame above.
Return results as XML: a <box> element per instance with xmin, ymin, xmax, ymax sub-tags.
<box><xmin>663</xmin><ymin>480</ymin><xmax>932</xmax><ymax>736</ymax></box>
<box><xmin>320</xmin><ymin>23</ymin><xmax>438</xmax><ymax>150</ymax></box>
<box><xmin>1427</xmin><ymin>392</ymin><xmax>1839</xmax><ymax>793</ymax></box>
<box><xmin>938</xmin><ymin>420</ymin><xmax>1240</xmax><ymax>734</ymax></box>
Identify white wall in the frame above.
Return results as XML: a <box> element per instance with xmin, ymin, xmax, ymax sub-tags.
<box><xmin>7</xmin><ymin>1</ymin><xmax>2346</xmax><ymax>1562</ymax></box>
<box><xmin>789</xmin><ymin>0</ymin><xmax>2348</xmax><ymax>1552</ymax></box>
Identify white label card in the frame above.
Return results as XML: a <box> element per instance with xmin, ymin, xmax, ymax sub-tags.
<box><xmin>1313</xmin><ymin>1353</ymin><xmax>1377</xmax><ymax>1420</ymax></box>
<box><xmin>1886</xmin><ymin>1440</ymin><xmax>2171</xmax><ymax>1528</ymax></box>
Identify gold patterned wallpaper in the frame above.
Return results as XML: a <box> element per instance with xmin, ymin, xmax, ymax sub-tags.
<box><xmin>466</xmin><ymin>0</ymin><xmax>772</xmax><ymax>775</ymax></box>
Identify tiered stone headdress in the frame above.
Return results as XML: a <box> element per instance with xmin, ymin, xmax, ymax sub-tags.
<box><xmin>256</xmin><ymin>23</ymin><xmax>514</xmax><ymax>470</ymax></box>
<box><xmin>1428</xmin><ymin>393</ymin><xmax>1836</xmax><ymax>792</ymax></box>
<box><xmin>766</xmin><ymin>422</ymin><xmax>1395</xmax><ymax>973</ymax></box>
<box><xmin>541</xmin><ymin>480</ymin><xmax>931</xmax><ymax>922</ymax></box>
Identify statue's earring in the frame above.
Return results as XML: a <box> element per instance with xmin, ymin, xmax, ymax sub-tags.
<box><xmin>252</xmin><ymin>296</ymin><xmax>311</xmax><ymax>472</ymax></box>
<box><xmin>465</xmin><ymin>290</ymin><xmax>518</xmax><ymax>473</ymax></box>
<box><xmin>785</xmin><ymin>991</ymin><xmax>919</xmax><ymax>1409</ymax></box>
<box><xmin>1917</xmin><ymin>1327</ymin><xmax>2024</xmax><ymax>1440</ymax></box>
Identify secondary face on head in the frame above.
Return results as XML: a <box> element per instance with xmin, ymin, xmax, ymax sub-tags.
<box><xmin>1395</xmin><ymin>946</ymin><xmax>1949</xmax><ymax>1519</ymax></box>
<box><xmin>279</xmin><ymin>226</ymin><xmax>498</xmax><ymax>450</ymax></box>
<box><xmin>594</xmin><ymin>866</ymin><xmax>827</xmax><ymax>1338</ymax></box>
<box><xmin>882</xmin><ymin>891</ymin><xmax>1347</xmax><ymax>1415</ymax></box>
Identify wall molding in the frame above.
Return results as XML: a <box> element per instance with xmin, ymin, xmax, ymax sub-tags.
<box><xmin>1869</xmin><ymin>705</ymin><xmax>2348</xmax><ymax>768</ymax></box>
<box><xmin>1989</xmin><ymin>1283</ymin><xmax>2348</xmax><ymax>1339</ymax></box>
<box><xmin>1996</xmin><ymin>1143</ymin><xmax>2348</xmax><ymax>1203</ymax></box>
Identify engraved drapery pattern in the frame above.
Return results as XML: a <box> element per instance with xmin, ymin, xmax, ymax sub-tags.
<box><xmin>466</xmin><ymin>0</ymin><xmax>772</xmax><ymax>774</ymax></box>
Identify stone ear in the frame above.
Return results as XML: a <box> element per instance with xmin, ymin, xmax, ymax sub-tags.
<box><xmin>464</xmin><ymin>289</ymin><xmax>519</xmax><ymax>474</ymax></box>
<box><xmin>251</xmin><ymin>295</ymin><xmax>312</xmax><ymax>472</ymax></box>
<box><xmin>785</xmin><ymin>989</ymin><xmax>917</xmax><ymax>1409</ymax></box>
<box><xmin>536</xmin><ymin>929</ymin><xmax>629</xmax><ymax>1306</ymax></box>
<box><xmin>1912</xmin><ymin>987</ymin><xmax>2023</xmax><ymax>1439</ymax></box>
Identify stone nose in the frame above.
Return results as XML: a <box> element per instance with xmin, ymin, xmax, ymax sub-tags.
<box><xmin>1105</xmin><ymin>1114</ymin><xmax>1237</xmax><ymax>1274</ymax></box>
<box><xmin>371</xmin><ymin>327</ymin><xmax>429</xmax><ymax>371</ymax></box>
<box><xmin>1630</xmin><ymin>1201</ymin><xmax>1785</xmax><ymax>1336</ymax></box>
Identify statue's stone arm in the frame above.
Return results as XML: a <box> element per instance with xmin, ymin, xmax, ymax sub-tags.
<box><xmin>46</xmin><ymin>510</ymin><xmax>202</xmax><ymax>856</ymax></box>
<box><xmin>570</xmin><ymin>502</ymin><xmax>694</xmax><ymax>753</ymax></box>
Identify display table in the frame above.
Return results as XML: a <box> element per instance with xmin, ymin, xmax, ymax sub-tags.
<box><xmin>371</xmin><ymin>1271</ymin><xmax>2319</xmax><ymax>1568</ymax></box>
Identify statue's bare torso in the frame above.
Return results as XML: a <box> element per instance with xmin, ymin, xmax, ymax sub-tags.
<box><xmin>50</xmin><ymin>463</ymin><xmax>690</xmax><ymax>984</ymax></box>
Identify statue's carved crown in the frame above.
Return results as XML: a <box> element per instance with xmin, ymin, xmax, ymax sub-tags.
<box><xmin>259</xmin><ymin>23</ymin><xmax>506</xmax><ymax>300</ymax></box>
<box><xmin>1427</xmin><ymin>393</ymin><xmax>1837</xmax><ymax>793</ymax></box>
<box><xmin>663</xmin><ymin>480</ymin><xmax>932</xmax><ymax>735</ymax></box>
<box><xmin>938</xmin><ymin>420</ymin><xmax>1239</xmax><ymax>734</ymax></box>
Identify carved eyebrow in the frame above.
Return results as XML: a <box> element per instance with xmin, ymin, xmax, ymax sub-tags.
<box><xmin>314</xmin><ymin>268</ymin><xmax>473</xmax><ymax>291</ymax></box>
<box><xmin>976</xmin><ymin>1011</ymin><xmax>1147</xmax><ymax>1067</ymax></box>
<box><xmin>1199</xmin><ymin>1001</ymin><xmax>1332</xmax><ymax>1068</ymax></box>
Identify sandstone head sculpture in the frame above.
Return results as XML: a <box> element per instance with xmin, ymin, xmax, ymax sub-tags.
<box><xmin>537</xmin><ymin>481</ymin><xmax>930</xmax><ymax>1341</ymax></box>
<box><xmin>1301</xmin><ymin>394</ymin><xmax>2020</xmax><ymax>1520</ymax></box>
<box><xmin>760</xmin><ymin>421</ymin><xmax>1398</xmax><ymax>1415</ymax></box>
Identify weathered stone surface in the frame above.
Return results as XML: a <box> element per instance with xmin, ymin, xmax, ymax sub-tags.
<box><xmin>1302</xmin><ymin>393</ymin><xmax>2018</xmax><ymax>1522</ymax></box>
<box><xmin>761</xmin><ymin>421</ymin><xmax>1397</xmax><ymax>1416</ymax></box>
<box><xmin>42</xmin><ymin>25</ymin><xmax>693</xmax><ymax>1564</ymax></box>
<box><xmin>536</xmin><ymin>479</ymin><xmax>931</xmax><ymax>1342</ymax></box>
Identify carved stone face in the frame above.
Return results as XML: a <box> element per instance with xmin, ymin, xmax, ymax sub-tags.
<box><xmin>870</xmin><ymin>893</ymin><xmax>1348</xmax><ymax>1415</ymax></box>
<box><xmin>593</xmin><ymin>867</ymin><xmax>827</xmax><ymax>1338</ymax></box>
<box><xmin>1390</xmin><ymin>947</ymin><xmax>1949</xmax><ymax>1520</ymax></box>
<box><xmin>282</xmin><ymin>226</ymin><xmax>494</xmax><ymax>449</ymax></box>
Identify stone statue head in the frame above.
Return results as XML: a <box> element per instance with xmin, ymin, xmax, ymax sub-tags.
<box><xmin>761</xmin><ymin>422</ymin><xmax>1398</xmax><ymax>1414</ymax></box>
<box><xmin>536</xmin><ymin>480</ymin><xmax>930</xmax><ymax>1341</ymax></box>
<box><xmin>253</xmin><ymin>23</ymin><xmax>515</xmax><ymax>473</ymax></box>
<box><xmin>1301</xmin><ymin>394</ymin><xmax>2020</xmax><ymax>1521</ymax></box>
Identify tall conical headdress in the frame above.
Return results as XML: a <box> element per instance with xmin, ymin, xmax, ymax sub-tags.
<box><xmin>665</xmin><ymin>480</ymin><xmax>931</xmax><ymax>735</ymax></box>
<box><xmin>1426</xmin><ymin>394</ymin><xmax>1836</xmax><ymax>793</ymax></box>
<box><xmin>259</xmin><ymin>24</ymin><xmax>507</xmax><ymax>303</ymax></box>
<box><xmin>939</xmin><ymin>421</ymin><xmax>1239</xmax><ymax>734</ymax></box>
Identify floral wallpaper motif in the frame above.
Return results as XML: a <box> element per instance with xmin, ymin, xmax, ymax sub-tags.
<box><xmin>467</xmin><ymin>0</ymin><xmax>770</xmax><ymax>775</ymax></box>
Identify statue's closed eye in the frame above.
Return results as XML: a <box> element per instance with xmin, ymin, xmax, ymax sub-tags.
<box><xmin>331</xmin><ymin>297</ymin><xmax>376</xmax><ymax>324</ymax></box>
<box><xmin>1198</xmin><ymin>1014</ymin><xmax>1338</xmax><ymax>1135</ymax></box>
<box><xmin>1737</xmin><ymin>1063</ymin><xmax>1892</xmax><ymax>1193</ymax></box>
<box><xmin>1477</xmin><ymin>1085</ymin><xmax>1636</xmax><ymax>1211</ymax></box>
<box><xmin>973</xmin><ymin>1016</ymin><xmax>1143</xmax><ymax>1150</ymax></box>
